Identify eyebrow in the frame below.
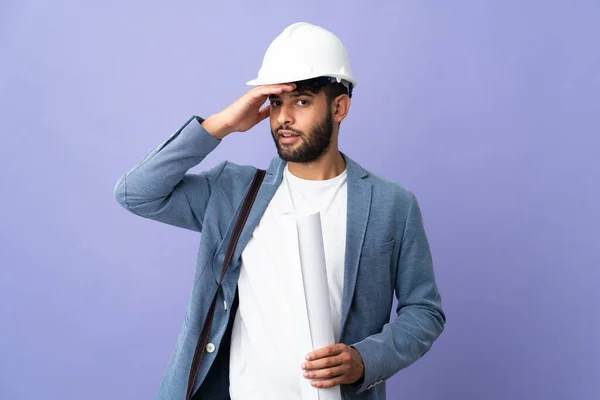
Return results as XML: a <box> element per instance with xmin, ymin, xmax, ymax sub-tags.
<box><xmin>269</xmin><ymin>91</ymin><xmax>315</xmax><ymax>100</ymax></box>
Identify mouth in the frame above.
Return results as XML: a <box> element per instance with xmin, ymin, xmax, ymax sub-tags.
<box><xmin>278</xmin><ymin>129</ymin><xmax>300</xmax><ymax>137</ymax></box>
<box><xmin>277</xmin><ymin>129</ymin><xmax>302</xmax><ymax>144</ymax></box>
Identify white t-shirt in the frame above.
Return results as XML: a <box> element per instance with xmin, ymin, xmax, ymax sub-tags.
<box><xmin>229</xmin><ymin>164</ymin><xmax>347</xmax><ymax>400</ymax></box>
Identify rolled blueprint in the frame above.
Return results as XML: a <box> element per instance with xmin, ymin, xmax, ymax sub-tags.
<box><xmin>295</xmin><ymin>211</ymin><xmax>342</xmax><ymax>400</ymax></box>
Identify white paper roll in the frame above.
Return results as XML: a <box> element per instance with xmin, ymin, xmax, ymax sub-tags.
<box><xmin>295</xmin><ymin>212</ymin><xmax>342</xmax><ymax>400</ymax></box>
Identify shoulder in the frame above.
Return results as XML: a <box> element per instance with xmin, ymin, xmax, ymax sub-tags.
<box><xmin>344</xmin><ymin>153</ymin><xmax>414</xmax><ymax>203</ymax></box>
<box><xmin>209</xmin><ymin>160</ymin><xmax>260</xmax><ymax>188</ymax></box>
<box><xmin>199</xmin><ymin>160</ymin><xmax>263</xmax><ymax>211</ymax></box>
<box><xmin>362</xmin><ymin>165</ymin><xmax>416</xmax><ymax>206</ymax></box>
<box><xmin>359</xmin><ymin>167</ymin><xmax>429</xmax><ymax>239</ymax></box>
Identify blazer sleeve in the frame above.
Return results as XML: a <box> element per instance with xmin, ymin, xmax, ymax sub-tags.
<box><xmin>350</xmin><ymin>191</ymin><xmax>446</xmax><ymax>393</ymax></box>
<box><xmin>113</xmin><ymin>116</ymin><xmax>225</xmax><ymax>232</ymax></box>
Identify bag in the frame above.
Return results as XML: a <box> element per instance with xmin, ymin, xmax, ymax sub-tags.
<box><xmin>186</xmin><ymin>168</ymin><xmax>266</xmax><ymax>400</ymax></box>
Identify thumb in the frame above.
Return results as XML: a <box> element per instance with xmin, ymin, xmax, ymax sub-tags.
<box><xmin>258</xmin><ymin>104</ymin><xmax>271</xmax><ymax>122</ymax></box>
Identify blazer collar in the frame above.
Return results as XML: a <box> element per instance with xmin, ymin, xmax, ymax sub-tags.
<box><xmin>264</xmin><ymin>151</ymin><xmax>369</xmax><ymax>185</ymax></box>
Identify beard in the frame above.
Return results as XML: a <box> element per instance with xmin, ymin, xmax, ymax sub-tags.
<box><xmin>271</xmin><ymin>111</ymin><xmax>334</xmax><ymax>163</ymax></box>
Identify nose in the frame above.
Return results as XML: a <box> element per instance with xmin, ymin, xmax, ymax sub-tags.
<box><xmin>276</xmin><ymin>103</ymin><xmax>295</xmax><ymax>127</ymax></box>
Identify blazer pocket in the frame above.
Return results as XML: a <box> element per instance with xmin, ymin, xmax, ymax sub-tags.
<box><xmin>355</xmin><ymin>238</ymin><xmax>396</xmax><ymax>321</ymax></box>
<box><xmin>360</xmin><ymin>238</ymin><xmax>395</xmax><ymax>258</ymax></box>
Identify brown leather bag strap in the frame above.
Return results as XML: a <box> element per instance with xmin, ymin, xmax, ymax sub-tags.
<box><xmin>186</xmin><ymin>168</ymin><xmax>266</xmax><ymax>400</ymax></box>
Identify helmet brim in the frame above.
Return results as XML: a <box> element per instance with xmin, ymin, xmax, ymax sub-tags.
<box><xmin>245</xmin><ymin>74</ymin><xmax>357</xmax><ymax>88</ymax></box>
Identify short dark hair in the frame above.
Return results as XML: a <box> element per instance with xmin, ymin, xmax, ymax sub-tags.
<box><xmin>292</xmin><ymin>76</ymin><xmax>354</xmax><ymax>103</ymax></box>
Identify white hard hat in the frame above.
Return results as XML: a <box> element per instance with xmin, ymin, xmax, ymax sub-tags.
<box><xmin>246</xmin><ymin>22</ymin><xmax>357</xmax><ymax>88</ymax></box>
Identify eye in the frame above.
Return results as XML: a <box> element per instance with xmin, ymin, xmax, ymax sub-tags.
<box><xmin>270</xmin><ymin>100</ymin><xmax>282</xmax><ymax>107</ymax></box>
<box><xmin>296</xmin><ymin>99</ymin><xmax>309</xmax><ymax>106</ymax></box>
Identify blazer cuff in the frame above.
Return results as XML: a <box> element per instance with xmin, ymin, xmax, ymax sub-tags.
<box><xmin>348</xmin><ymin>341</ymin><xmax>386</xmax><ymax>393</ymax></box>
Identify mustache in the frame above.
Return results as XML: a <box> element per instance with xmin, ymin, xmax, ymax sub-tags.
<box><xmin>275</xmin><ymin>125</ymin><xmax>304</xmax><ymax>135</ymax></box>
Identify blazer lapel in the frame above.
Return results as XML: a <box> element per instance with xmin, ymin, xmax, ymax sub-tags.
<box><xmin>339</xmin><ymin>154</ymin><xmax>372</xmax><ymax>341</ymax></box>
<box><xmin>229</xmin><ymin>157</ymin><xmax>286</xmax><ymax>265</ymax></box>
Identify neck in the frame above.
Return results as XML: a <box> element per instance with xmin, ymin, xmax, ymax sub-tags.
<box><xmin>286</xmin><ymin>148</ymin><xmax>346</xmax><ymax>180</ymax></box>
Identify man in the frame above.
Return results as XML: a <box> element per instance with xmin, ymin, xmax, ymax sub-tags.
<box><xmin>114</xmin><ymin>22</ymin><xmax>445</xmax><ymax>400</ymax></box>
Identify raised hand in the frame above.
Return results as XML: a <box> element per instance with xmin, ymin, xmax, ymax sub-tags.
<box><xmin>201</xmin><ymin>83</ymin><xmax>296</xmax><ymax>139</ymax></box>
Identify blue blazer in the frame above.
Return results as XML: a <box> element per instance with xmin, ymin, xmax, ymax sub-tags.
<box><xmin>114</xmin><ymin>116</ymin><xmax>446</xmax><ymax>399</ymax></box>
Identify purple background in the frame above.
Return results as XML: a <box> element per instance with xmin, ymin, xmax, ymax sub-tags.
<box><xmin>1</xmin><ymin>1</ymin><xmax>598</xmax><ymax>399</ymax></box>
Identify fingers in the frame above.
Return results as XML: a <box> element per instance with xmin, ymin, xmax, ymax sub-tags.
<box><xmin>302</xmin><ymin>352</ymin><xmax>347</xmax><ymax>371</ymax></box>
<box><xmin>301</xmin><ymin>344</ymin><xmax>360</xmax><ymax>388</ymax></box>
<box><xmin>216</xmin><ymin>83</ymin><xmax>294</xmax><ymax>134</ymax></box>
<box><xmin>248</xmin><ymin>83</ymin><xmax>296</xmax><ymax>100</ymax></box>
<box><xmin>303</xmin><ymin>364</ymin><xmax>347</xmax><ymax>381</ymax></box>
<box><xmin>310</xmin><ymin>375</ymin><xmax>347</xmax><ymax>388</ymax></box>
<box><xmin>306</xmin><ymin>343</ymin><xmax>345</xmax><ymax>361</ymax></box>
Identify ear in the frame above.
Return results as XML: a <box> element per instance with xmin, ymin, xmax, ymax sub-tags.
<box><xmin>332</xmin><ymin>94</ymin><xmax>351</xmax><ymax>124</ymax></box>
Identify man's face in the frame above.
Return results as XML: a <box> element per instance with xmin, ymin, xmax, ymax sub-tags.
<box><xmin>268</xmin><ymin>88</ymin><xmax>334</xmax><ymax>163</ymax></box>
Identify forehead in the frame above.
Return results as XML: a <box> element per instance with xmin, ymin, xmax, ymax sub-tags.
<box><xmin>269</xmin><ymin>89</ymin><xmax>320</xmax><ymax>100</ymax></box>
